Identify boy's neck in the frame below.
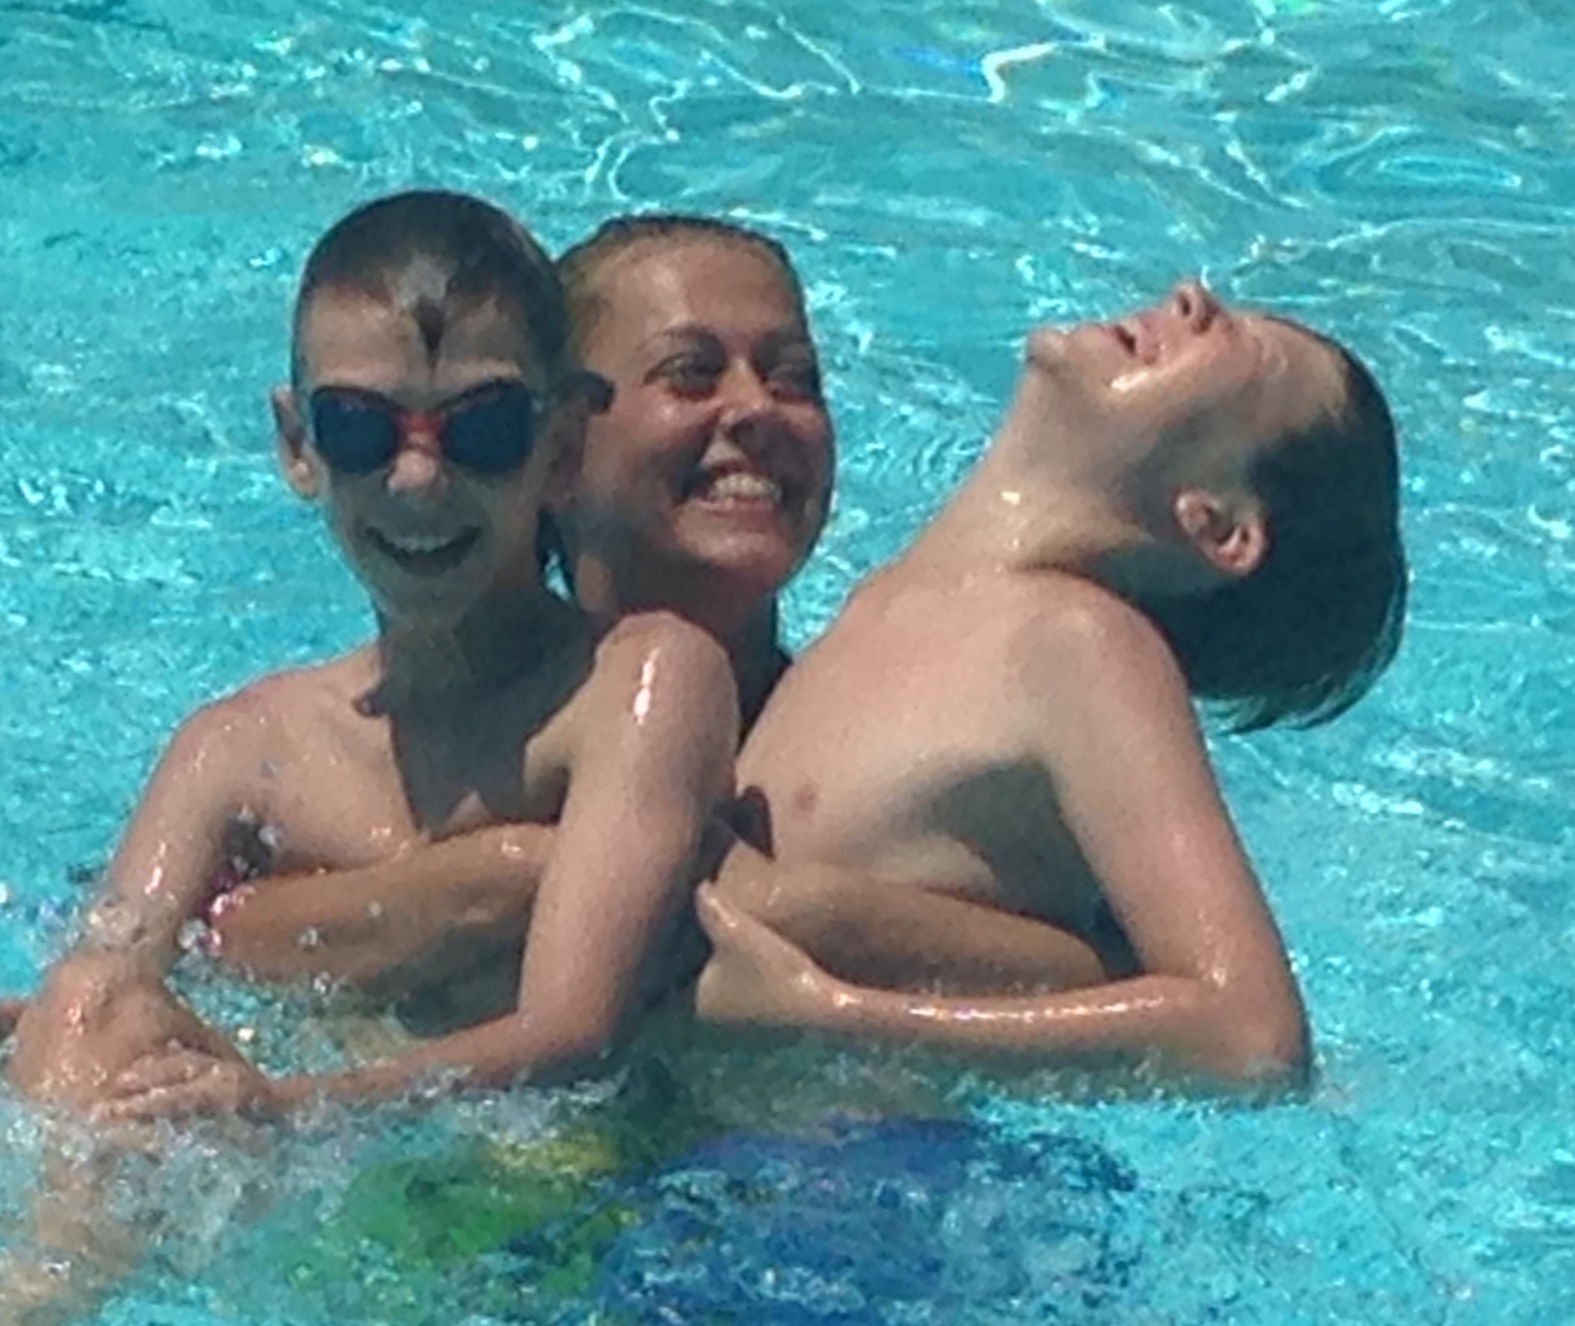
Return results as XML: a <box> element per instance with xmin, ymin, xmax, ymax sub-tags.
<box><xmin>366</xmin><ymin>587</ymin><xmax>583</xmax><ymax>715</ymax></box>
<box><xmin>894</xmin><ymin>388</ymin><xmax>1165</xmax><ymax>605</ymax></box>
<box><xmin>899</xmin><ymin>458</ymin><xmax>1132</xmax><ymax>587</ymax></box>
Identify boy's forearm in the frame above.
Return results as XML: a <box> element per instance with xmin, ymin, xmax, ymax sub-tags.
<box><xmin>699</xmin><ymin>890</ymin><xmax>1307</xmax><ymax>1088</ymax></box>
<box><xmin>724</xmin><ymin>860</ymin><xmax>1112</xmax><ymax>994</ymax></box>
<box><xmin>274</xmin><ymin>1007</ymin><xmax>595</xmax><ymax>1108</ymax></box>
<box><xmin>208</xmin><ymin>824</ymin><xmax>553</xmax><ymax>986</ymax></box>
<box><xmin>795</xmin><ymin>970</ymin><xmax>1310</xmax><ymax>1087</ymax></box>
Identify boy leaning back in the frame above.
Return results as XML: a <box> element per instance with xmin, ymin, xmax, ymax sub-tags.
<box><xmin>697</xmin><ymin>281</ymin><xmax>1406</xmax><ymax>1087</ymax></box>
<box><xmin>7</xmin><ymin>190</ymin><xmax>737</xmax><ymax>1120</ymax></box>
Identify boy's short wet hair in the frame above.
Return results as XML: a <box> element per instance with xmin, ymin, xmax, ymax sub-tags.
<box><xmin>1146</xmin><ymin>330</ymin><xmax>1407</xmax><ymax>731</ymax></box>
<box><xmin>291</xmin><ymin>189</ymin><xmax>569</xmax><ymax>388</ymax></box>
<box><xmin>557</xmin><ymin>213</ymin><xmax>809</xmax><ymax>358</ymax></box>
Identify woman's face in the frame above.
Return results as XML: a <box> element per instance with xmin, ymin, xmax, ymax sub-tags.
<box><xmin>564</xmin><ymin>238</ymin><xmax>834</xmax><ymax>623</ymax></box>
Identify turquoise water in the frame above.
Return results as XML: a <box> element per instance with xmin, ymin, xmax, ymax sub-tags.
<box><xmin>1</xmin><ymin>0</ymin><xmax>1571</xmax><ymax>1321</ymax></box>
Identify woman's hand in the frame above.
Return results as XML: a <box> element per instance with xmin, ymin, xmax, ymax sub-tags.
<box><xmin>693</xmin><ymin>882</ymin><xmax>846</xmax><ymax>1028</ymax></box>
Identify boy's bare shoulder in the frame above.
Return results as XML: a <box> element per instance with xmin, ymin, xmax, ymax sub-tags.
<box><xmin>999</xmin><ymin>569</ymin><xmax>1167</xmax><ymax>654</ymax></box>
<box><xmin>1000</xmin><ymin>570</ymin><xmax>1188</xmax><ymax>707</ymax></box>
<box><xmin>164</xmin><ymin>650</ymin><xmax>373</xmax><ymax>759</ymax></box>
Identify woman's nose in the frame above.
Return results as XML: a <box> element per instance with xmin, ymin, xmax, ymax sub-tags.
<box><xmin>717</xmin><ymin>363</ymin><xmax>775</xmax><ymax>429</ymax></box>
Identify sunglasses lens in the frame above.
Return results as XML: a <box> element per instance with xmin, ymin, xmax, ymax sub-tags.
<box><xmin>310</xmin><ymin>393</ymin><xmax>399</xmax><ymax>475</ymax></box>
<box><xmin>442</xmin><ymin>387</ymin><xmax>537</xmax><ymax>475</ymax></box>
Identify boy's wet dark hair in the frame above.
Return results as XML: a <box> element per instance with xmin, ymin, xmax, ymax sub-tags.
<box><xmin>291</xmin><ymin>189</ymin><xmax>570</xmax><ymax>390</ymax></box>
<box><xmin>557</xmin><ymin>213</ymin><xmax>809</xmax><ymax>359</ymax></box>
<box><xmin>1146</xmin><ymin>330</ymin><xmax>1407</xmax><ymax>731</ymax></box>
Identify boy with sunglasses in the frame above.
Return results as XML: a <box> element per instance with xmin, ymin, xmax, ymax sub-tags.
<box><xmin>6</xmin><ymin>189</ymin><xmax>737</xmax><ymax>1124</ymax></box>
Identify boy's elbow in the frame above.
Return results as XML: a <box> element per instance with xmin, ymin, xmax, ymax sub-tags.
<box><xmin>1211</xmin><ymin>1000</ymin><xmax>1312</xmax><ymax>1091</ymax></box>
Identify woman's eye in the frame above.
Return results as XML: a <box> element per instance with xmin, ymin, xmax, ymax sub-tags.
<box><xmin>769</xmin><ymin>359</ymin><xmax>823</xmax><ymax>402</ymax></box>
<box><xmin>654</xmin><ymin>356</ymin><xmax>721</xmax><ymax>397</ymax></box>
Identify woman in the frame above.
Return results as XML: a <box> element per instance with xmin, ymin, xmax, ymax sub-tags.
<box><xmin>555</xmin><ymin>214</ymin><xmax>835</xmax><ymax>726</ymax></box>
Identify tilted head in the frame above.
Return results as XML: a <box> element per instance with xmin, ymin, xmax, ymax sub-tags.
<box><xmin>551</xmin><ymin>214</ymin><xmax>834</xmax><ymax>643</ymax></box>
<box><xmin>274</xmin><ymin>189</ymin><xmax>606</xmax><ymax>628</ymax></box>
<box><xmin>1017</xmin><ymin>280</ymin><xmax>1406</xmax><ymax>729</ymax></box>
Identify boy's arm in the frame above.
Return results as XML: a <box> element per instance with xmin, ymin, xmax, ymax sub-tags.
<box><xmin>7</xmin><ymin>704</ymin><xmax>260</xmax><ymax>1108</ymax></box>
<box><xmin>206</xmin><ymin>823</ymin><xmax>555</xmax><ymax>988</ymax></box>
<box><xmin>100</xmin><ymin>616</ymin><xmax>738</xmax><ymax>1117</ymax></box>
<box><xmin>699</xmin><ymin>599</ymin><xmax>1309</xmax><ymax>1088</ymax></box>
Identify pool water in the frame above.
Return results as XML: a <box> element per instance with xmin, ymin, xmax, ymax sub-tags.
<box><xmin>1</xmin><ymin>0</ymin><xmax>1571</xmax><ymax>1321</ymax></box>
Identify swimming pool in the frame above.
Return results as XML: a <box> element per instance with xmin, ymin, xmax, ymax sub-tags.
<box><xmin>1</xmin><ymin>0</ymin><xmax>1569</xmax><ymax>1320</ymax></box>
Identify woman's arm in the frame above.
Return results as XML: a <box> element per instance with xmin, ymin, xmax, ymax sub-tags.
<box><xmin>206</xmin><ymin>823</ymin><xmax>555</xmax><ymax>989</ymax></box>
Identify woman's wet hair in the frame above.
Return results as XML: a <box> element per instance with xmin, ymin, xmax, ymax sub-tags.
<box><xmin>1146</xmin><ymin>329</ymin><xmax>1408</xmax><ymax>731</ymax></box>
<box><xmin>557</xmin><ymin>213</ymin><xmax>809</xmax><ymax>360</ymax></box>
<box><xmin>291</xmin><ymin>189</ymin><xmax>570</xmax><ymax>389</ymax></box>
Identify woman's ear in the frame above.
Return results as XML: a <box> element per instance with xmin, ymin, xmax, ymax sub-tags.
<box><xmin>272</xmin><ymin>386</ymin><xmax>322</xmax><ymax>499</ymax></box>
<box><xmin>1173</xmin><ymin>488</ymin><xmax>1270</xmax><ymax>579</ymax></box>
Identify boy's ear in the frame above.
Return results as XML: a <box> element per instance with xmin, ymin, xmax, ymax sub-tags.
<box><xmin>541</xmin><ymin>399</ymin><xmax>587</xmax><ymax>509</ymax></box>
<box><xmin>1173</xmin><ymin>488</ymin><xmax>1269</xmax><ymax>580</ymax></box>
<box><xmin>272</xmin><ymin>386</ymin><xmax>322</xmax><ymax>499</ymax></box>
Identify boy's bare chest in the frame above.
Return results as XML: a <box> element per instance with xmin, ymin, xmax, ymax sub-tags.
<box><xmin>241</xmin><ymin>706</ymin><xmax>573</xmax><ymax>873</ymax></box>
<box><xmin>737</xmin><ymin>609</ymin><xmax>1096</xmax><ymax>924</ymax></box>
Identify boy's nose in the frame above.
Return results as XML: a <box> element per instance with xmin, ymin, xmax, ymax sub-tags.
<box><xmin>1170</xmin><ymin>279</ymin><xmax>1219</xmax><ymax>334</ymax></box>
<box><xmin>384</xmin><ymin>427</ymin><xmax>448</xmax><ymax>496</ymax></box>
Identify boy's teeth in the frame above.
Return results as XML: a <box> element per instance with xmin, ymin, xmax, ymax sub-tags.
<box><xmin>388</xmin><ymin>532</ymin><xmax>461</xmax><ymax>553</ymax></box>
<box><xmin>701</xmin><ymin>472</ymin><xmax>781</xmax><ymax>502</ymax></box>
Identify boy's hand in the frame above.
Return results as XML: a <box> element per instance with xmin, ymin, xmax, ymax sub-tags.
<box><xmin>7</xmin><ymin>952</ymin><xmax>170</xmax><ymax>1108</ymax></box>
<box><xmin>7</xmin><ymin>952</ymin><xmax>259</xmax><ymax>1115</ymax></box>
<box><xmin>694</xmin><ymin>882</ymin><xmax>842</xmax><ymax>1028</ymax></box>
<box><xmin>93</xmin><ymin>1048</ymin><xmax>281</xmax><ymax>1124</ymax></box>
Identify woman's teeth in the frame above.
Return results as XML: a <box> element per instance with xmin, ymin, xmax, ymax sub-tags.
<box><xmin>697</xmin><ymin>471</ymin><xmax>782</xmax><ymax>503</ymax></box>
